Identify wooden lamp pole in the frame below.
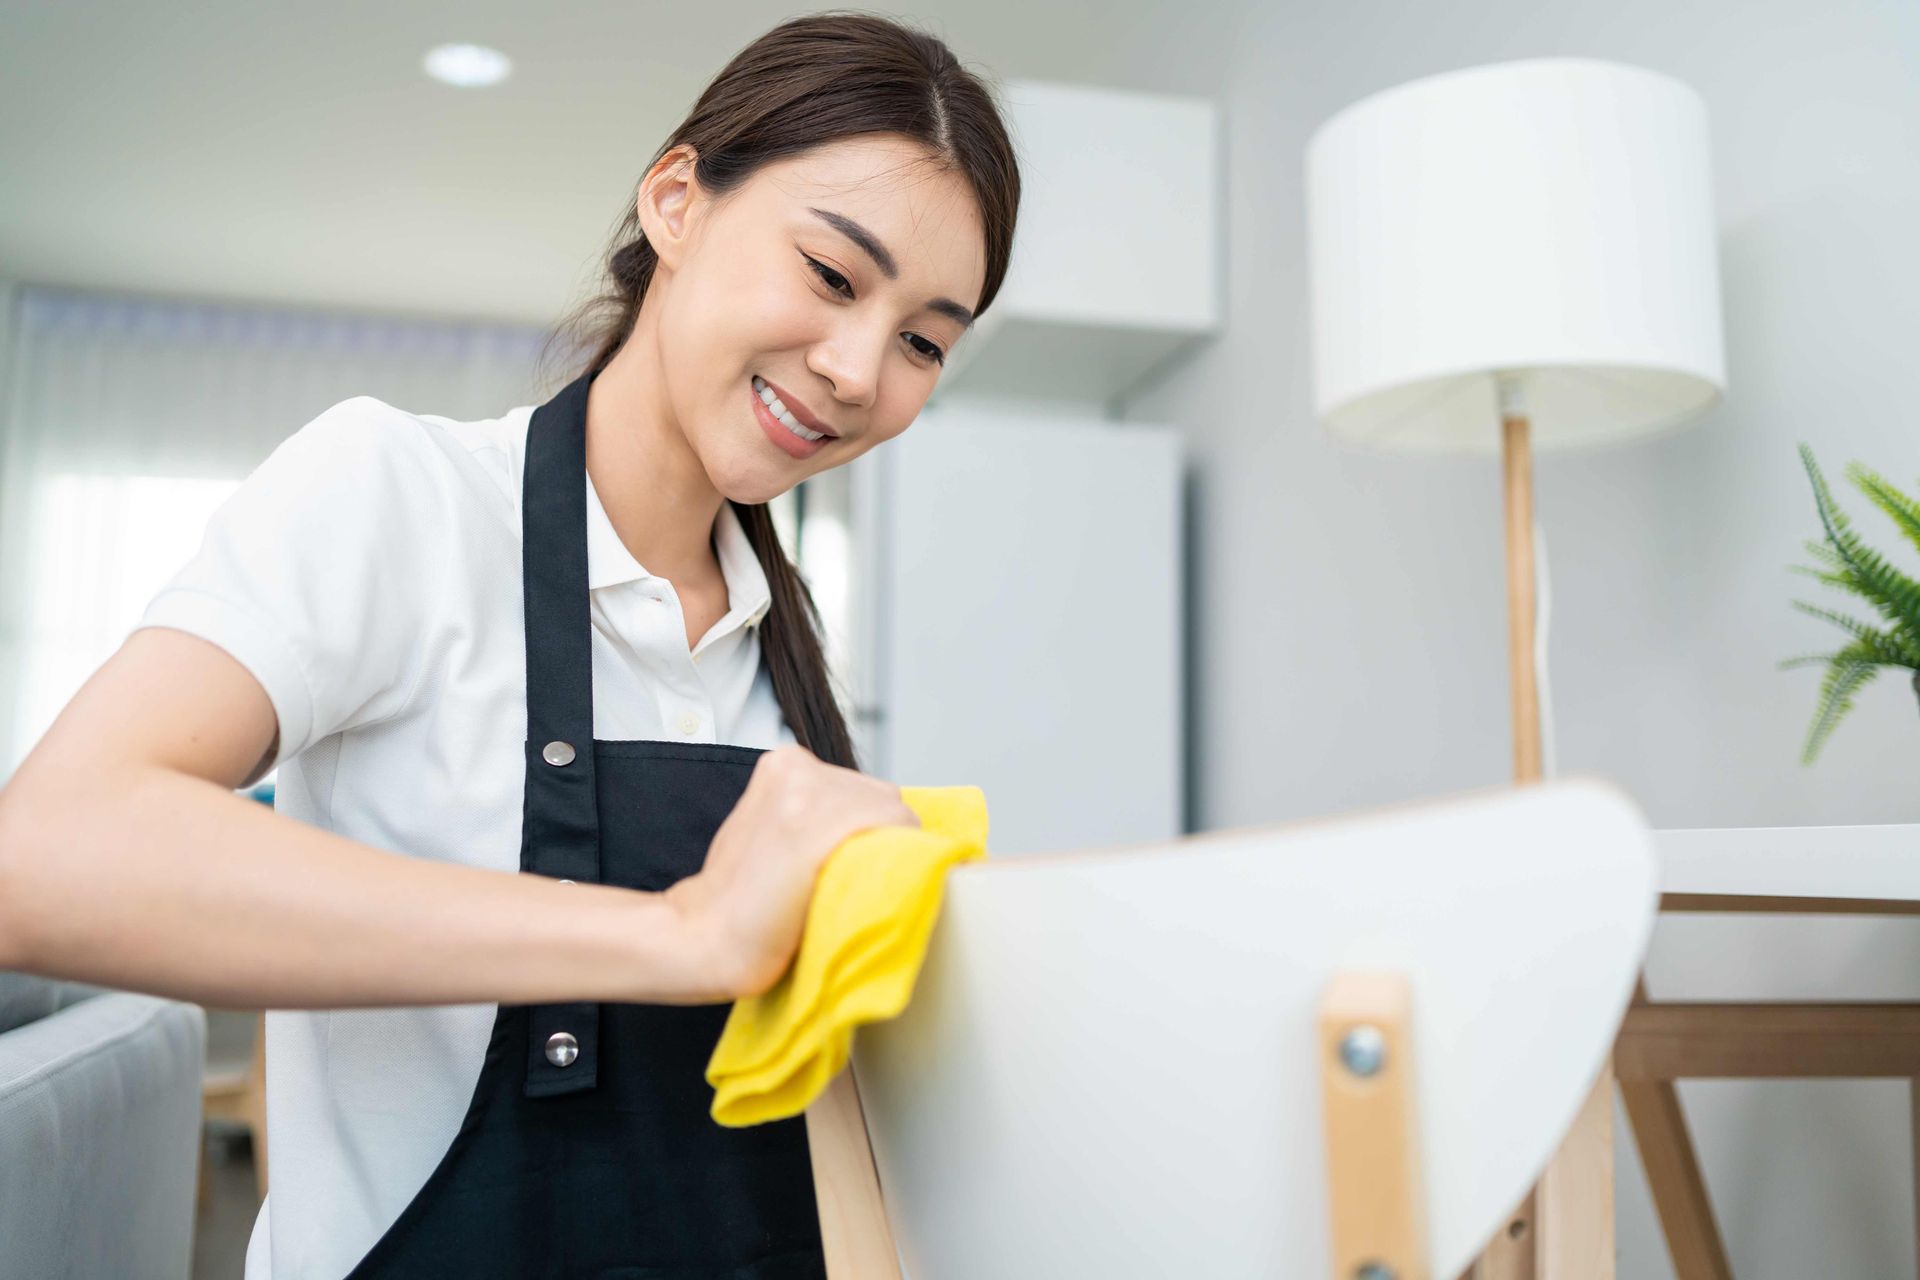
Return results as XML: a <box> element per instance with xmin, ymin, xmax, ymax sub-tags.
<box><xmin>1468</xmin><ymin>373</ymin><xmax>1617</xmax><ymax>1280</ymax></box>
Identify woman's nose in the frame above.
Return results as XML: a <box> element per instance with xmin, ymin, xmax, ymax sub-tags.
<box><xmin>806</xmin><ymin>332</ymin><xmax>884</xmax><ymax>410</ymax></box>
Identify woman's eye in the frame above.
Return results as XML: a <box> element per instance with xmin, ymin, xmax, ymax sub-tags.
<box><xmin>803</xmin><ymin>251</ymin><xmax>944</xmax><ymax>367</ymax></box>
<box><xmin>804</xmin><ymin>255</ymin><xmax>853</xmax><ymax>297</ymax></box>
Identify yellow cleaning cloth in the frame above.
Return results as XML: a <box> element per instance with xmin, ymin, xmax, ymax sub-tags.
<box><xmin>705</xmin><ymin>785</ymin><xmax>988</xmax><ymax>1127</ymax></box>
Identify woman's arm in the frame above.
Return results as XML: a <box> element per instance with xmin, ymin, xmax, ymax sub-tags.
<box><xmin>0</xmin><ymin>626</ymin><xmax>728</xmax><ymax>1008</ymax></box>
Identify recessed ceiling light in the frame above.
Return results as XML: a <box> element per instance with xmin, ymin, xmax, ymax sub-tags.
<box><xmin>423</xmin><ymin>43</ymin><xmax>512</xmax><ymax>88</ymax></box>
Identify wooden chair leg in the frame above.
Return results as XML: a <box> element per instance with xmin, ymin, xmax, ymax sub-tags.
<box><xmin>195</xmin><ymin>1128</ymin><xmax>211</xmax><ymax>1212</ymax></box>
<box><xmin>807</xmin><ymin>1064</ymin><xmax>901</xmax><ymax>1279</ymax></box>
<box><xmin>1470</xmin><ymin>1192</ymin><xmax>1536</xmax><ymax>1279</ymax></box>
<box><xmin>199</xmin><ymin>1011</ymin><xmax>270</xmax><ymax>1209</ymax></box>
<box><xmin>1467</xmin><ymin>1067</ymin><xmax>1616</xmax><ymax>1280</ymax></box>
<box><xmin>1466</xmin><ymin>994</ymin><xmax>1616</xmax><ymax>1266</ymax></box>
<box><xmin>1537</xmin><ymin>1065</ymin><xmax>1617</xmax><ymax>1275</ymax></box>
<box><xmin>244</xmin><ymin>1012</ymin><xmax>268</xmax><ymax>1201</ymax></box>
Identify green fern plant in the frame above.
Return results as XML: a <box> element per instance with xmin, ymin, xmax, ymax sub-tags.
<box><xmin>1784</xmin><ymin>443</ymin><xmax>1920</xmax><ymax>762</ymax></box>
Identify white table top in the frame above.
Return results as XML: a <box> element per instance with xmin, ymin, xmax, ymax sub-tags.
<box><xmin>1654</xmin><ymin>822</ymin><xmax>1920</xmax><ymax>908</ymax></box>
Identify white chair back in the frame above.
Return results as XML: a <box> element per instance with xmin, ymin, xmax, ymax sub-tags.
<box><xmin>854</xmin><ymin>777</ymin><xmax>1658</xmax><ymax>1279</ymax></box>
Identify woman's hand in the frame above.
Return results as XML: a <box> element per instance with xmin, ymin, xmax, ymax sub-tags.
<box><xmin>665</xmin><ymin>744</ymin><xmax>919</xmax><ymax>1002</ymax></box>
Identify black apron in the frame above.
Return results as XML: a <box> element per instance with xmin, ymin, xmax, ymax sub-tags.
<box><xmin>346</xmin><ymin>368</ymin><xmax>827</xmax><ymax>1279</ymax></box>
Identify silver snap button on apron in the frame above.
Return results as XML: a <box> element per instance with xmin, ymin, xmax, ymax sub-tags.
<box><xmin>545</xmin><ymin>1031</ymin><xmax>579</xmax><ymax>1067</ymax></box>
<box><xmin>556</xmin><ymin>878</ymin><xmax>574</xmax><ymax>885</ymax></box>
<box><xmin>542</xmin><ymin>740</ymin><xmax>576</xmax><ymax>767</ymax></box>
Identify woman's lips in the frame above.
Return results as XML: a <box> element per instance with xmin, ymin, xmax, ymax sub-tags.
<box><xmin>751</xmin><ymin>377</ymin><xmax>830</xmax><ymax>459</ymax></box>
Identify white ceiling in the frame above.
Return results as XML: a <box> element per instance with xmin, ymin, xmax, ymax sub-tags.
<box><xmin>2</xmin><ymin>1</ymin><xmax>1204</xmax><ymax>330</ymax></box>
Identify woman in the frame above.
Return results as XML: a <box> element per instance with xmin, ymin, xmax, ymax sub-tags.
<box><xmin>0</xmin><ymin>12</ymin><xmax>1019</xmax><ymax>1278</ymax></box>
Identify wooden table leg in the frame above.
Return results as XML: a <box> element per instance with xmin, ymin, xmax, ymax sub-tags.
<box><xmin>1617</xmin><ymin>1079</ymin><xmax>1731</xmax><ymax>1279</ymax></box>
<box><xmin>1613</xmin><ymin>980</ymin><xmax>1731</xmax><ymax>1280</ymax></box>
<box><xmin>1911</xmin><ymin>1079</ymin><xmax>1919</xmax><ymax>1274</ymax></box>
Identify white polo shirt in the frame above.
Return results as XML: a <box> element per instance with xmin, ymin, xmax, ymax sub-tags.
<box><xmin>132</xmin><ymin>392</ymin><xmax>798</xmax><ymax>1280</ymax></box>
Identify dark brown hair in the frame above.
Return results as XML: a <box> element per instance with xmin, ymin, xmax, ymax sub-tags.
<box><xmin>540</xmin><ymin>11</ymin><xmax>1020</xmax><ymax>772</ymax></box>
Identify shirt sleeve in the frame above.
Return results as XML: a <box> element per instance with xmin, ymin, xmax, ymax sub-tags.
<box><xmin>133</xmin><ymin>396</ymin><xmax>452</xmax><ymax>780</ymax></box>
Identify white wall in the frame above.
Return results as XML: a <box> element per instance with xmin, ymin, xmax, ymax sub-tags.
<box><xmin>1104</xmin><ymin>0</ymin><xmax>1920</xmax><ymax>1275</ymax></box>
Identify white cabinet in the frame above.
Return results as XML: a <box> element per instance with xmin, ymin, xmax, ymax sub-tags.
<box><xmin>789</xmin><ymin>77</ymin><xmax>1215</xmax><ymax>856</ymax></box>
<box><xmin>799</xmin><ymin>401</ymin><xmax>1183</xmax><ymax>857</ymax></box>
<box><xmin>936</xmin><ymin>80</ymin><xmax>1222</xmax><ymax>405</ymax></box>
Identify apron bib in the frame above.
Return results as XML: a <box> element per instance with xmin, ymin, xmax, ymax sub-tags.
<box><xmin>346</xmin><ymin>369</ymin><xmax>825</xmax><ymax>1278</ymax></box>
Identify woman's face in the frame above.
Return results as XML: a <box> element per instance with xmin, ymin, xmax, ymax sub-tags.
<box><xmin>637</xmin><ymin>132</ymin><xmax>988</xmax><ymax>504</ymax></box>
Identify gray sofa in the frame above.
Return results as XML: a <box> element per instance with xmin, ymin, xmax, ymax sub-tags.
<box><xmin>0</xmin><ymin>971</ymin><xmax>205</xmax><ymax>1279</ymax></box>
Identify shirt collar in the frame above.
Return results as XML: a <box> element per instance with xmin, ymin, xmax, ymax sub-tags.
<box><xmin>583</xmin><ymin>469</ymin><xmax>773</xmax><ymax>630</ymax></box>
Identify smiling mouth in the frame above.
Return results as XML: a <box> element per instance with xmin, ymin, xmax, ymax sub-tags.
<box><xmin>752</xmin><ymin>374</ymin><xmax>836</xmax><ymax>441</ymax></box>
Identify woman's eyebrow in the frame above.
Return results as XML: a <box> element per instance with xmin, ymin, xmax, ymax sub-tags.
<box><xmin>807</xmin><ymin>206</ymin><xmax>975</xmax><ymax>330</ymax></box>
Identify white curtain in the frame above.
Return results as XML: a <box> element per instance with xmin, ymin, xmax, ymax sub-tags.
<box><xmin>0</xmin><ymin>280</ymin><xmax>569</xmax><ymax>781</ymax></box>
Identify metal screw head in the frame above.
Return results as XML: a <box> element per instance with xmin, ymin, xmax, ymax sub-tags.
<box><xmin>542</xmin><ymin>740</ymin><xmax>576</xmax><ymax>767</ymax></box>
<box><xmin>1339</xmin><ymin>1024</ymin><xmax>1388</xmax><ymax>1078</ymax></box>
<box><xmin>1354</xmin><ymin>1263</ymin><xmax>1397</xmax><ymax>1280</ymax></box>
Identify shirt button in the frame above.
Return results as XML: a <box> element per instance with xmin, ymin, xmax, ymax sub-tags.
<box><xmin>675</xmin><ymin>712</ymin><xmax>700</xmax><ymax>737</ymax></box>
<box><xmin>545</xmin><ymin>1031</ymin><xmax>579</xmax><ymax>1067</ymax></box>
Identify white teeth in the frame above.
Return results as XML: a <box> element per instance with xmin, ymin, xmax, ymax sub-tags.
<box><xmin>753</xmin><ymin>375</ymin><xmax>826</xmax><ymax>442</ymax></box>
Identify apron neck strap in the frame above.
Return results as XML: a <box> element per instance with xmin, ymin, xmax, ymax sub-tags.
<box><xmin>519</xmin><ymin>368</ymin><xmax>603</xmax><ymax>883</ymax></box>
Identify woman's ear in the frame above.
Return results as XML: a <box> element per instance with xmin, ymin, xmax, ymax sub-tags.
<box><xmin>637</xmin><ymin>144</ymin><xmax>700</xmax><ymax>271</ymax></box>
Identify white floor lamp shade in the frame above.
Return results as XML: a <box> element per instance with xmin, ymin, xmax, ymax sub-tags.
<box><xmin>1304</xmin><ymin>57</ymin><xmax>1726</xmax><ymax>453</ymax></box>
